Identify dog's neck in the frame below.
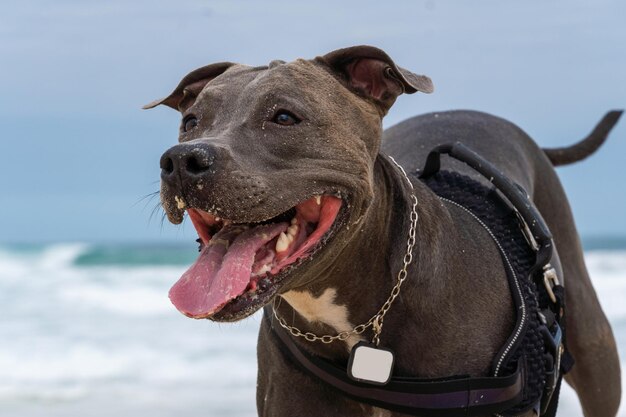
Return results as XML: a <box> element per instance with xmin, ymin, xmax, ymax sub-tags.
<box><xmin>273</xmin><ymin>154</ymin><xmax>513</xmax><ymax>377</ymax></box>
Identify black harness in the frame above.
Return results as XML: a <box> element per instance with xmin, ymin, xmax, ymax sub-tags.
<box><xmin>267</xmin><ymin>143</ymin><xmax>573</xmax><ymax>416</ymax></box>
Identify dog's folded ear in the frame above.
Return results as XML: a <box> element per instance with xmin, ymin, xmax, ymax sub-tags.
<box><xmin>143</xmin><ymin>62</ymin><xmax>235</xmax><ymax>112</ymax></box>
<box><xmin>317</xmin><ymin>45</ymin><xmax>433</xmax><ymax>114</ymax></box>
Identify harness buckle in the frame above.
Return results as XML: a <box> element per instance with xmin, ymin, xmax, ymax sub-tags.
<box><xmin>543</xmin><ymin>265</ymin><xmax>560</xmax><ymax>304</ymax></box>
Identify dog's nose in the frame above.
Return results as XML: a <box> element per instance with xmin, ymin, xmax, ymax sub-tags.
<box><xmin>160</xmin><ymin>143</ymin><xmax>216</xmax><ymax>184</ymax></box>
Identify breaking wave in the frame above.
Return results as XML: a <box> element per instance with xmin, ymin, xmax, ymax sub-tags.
<box><xmin>0</xmin><ymin>243</ymin><xmax>625</xmax><ymax>416</ymax></box>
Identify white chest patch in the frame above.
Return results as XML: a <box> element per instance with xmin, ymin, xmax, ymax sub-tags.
<box><xmin>371</xmin><ymin>407</ymin><xmax>392</xmax><ymax>417</ymax></box>
<box><xmin>281</xmin><ymin>288</ymin><xmax>363</xmax><ymax>349</ymax></box>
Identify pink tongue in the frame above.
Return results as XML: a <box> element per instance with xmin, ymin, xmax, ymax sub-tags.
<box><xmin>169</xmin><ymin>222</ymin><xmax>288</xmax><ymax>318</ymax></box>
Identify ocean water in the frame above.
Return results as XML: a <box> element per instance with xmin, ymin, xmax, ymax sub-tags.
<box><xmin>0</xmin><ymin>242</ymin><xmax>625</xmax><ymax>417</ymax></box>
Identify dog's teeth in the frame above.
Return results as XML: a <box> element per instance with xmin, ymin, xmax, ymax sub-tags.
<box><xmin>315</xmin><ymin>195</ymin><xmax>321</xmax><ymax>205</ymax></box>
<box><xmin>276</xmin><ymin>232</ymin><xmax>290</xmax><ymax>253</ymax></box>
<box><xmin>215</xmin><ymin>217</ymin><xmax>221</xmax><ymax>221</ymax></box>
<box><xmin>291</xmin><ymin>217</ymin><xmax>298</xmax><ymax>225</ymax></box>
<box><xmin>287</xmin><ymin>224</ymin><xmax>298</xmax><ymax>237</ymax></box>
<box><xmin>276</xmin><ymin>231</ymin><xmax>296</xmax><ymax>253</ymax></box>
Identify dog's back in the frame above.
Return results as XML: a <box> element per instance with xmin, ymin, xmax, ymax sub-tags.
<box><xmin>383</xmin><ymin>110</ymin><xmax>541</xmax><ymax>192</ymax></box>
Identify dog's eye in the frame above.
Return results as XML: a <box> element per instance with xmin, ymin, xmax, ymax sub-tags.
<box><xmin>182</xmin><ymin>115</ymin><xmax>198</xmax><ymax>132</ymax></box>
<box><xmin>272</xmin><ymin>111</ymin><xmax>301</xmax><ymax>126</ymax></box>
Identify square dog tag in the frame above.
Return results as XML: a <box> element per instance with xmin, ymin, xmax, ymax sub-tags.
<box><xmin>348</xmin><ymin>342</ymin><xmax>395</xmax><ymax>385</ymax></box>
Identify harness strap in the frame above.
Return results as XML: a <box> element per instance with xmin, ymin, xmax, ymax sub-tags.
<box><xmin>419</xmin><ymin>142</ymin><xmax>554</xmax><ymax>270</ymax></box>
<box><xmin>265</xmin><ymin>310</ymin><xmax>524</xmax><ymax>417</ymax></box>
<box><xmin>539</xmin><ymin>285</ymin><xmax>574</xmax><ymax>417</ymax></box>
<box><xmin>542</xmin><ymin>373</ymin><xmax>563</xmax><ymax>417</ymax></box>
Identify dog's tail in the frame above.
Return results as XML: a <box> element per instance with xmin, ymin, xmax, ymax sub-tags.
<box><xmin>543</xmin><ymin>110</ymin><xmax>623</xmax><ymax>166</ymax></box>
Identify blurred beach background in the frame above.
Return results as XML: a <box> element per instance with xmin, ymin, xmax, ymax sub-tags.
<box><xmin>1</xmin><ymin>1</ymin><xmax>625</xmax><ymax>416</ymax></box>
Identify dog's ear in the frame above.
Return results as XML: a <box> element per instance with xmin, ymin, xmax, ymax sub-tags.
<box><xmin>317</xmin><ymin>45</ymin><xmax>433</xmax><ymax>114</ymax></box>
<box><xmin>143</xmin><ymin>62</ymin><xmax>235</xmax><ymax>112</ymax></box>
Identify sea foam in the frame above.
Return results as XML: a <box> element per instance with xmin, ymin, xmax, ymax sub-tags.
<box><xmin>0</xmin><ymin>244</ymin><xmax>624</xmax><ymax>417</ymax></box>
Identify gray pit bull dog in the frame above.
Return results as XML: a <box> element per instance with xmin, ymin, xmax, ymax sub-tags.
<box><xmin>145</xmin><ymin>46</ymin><xmax>622</xmax><ymax>417</ymax></box>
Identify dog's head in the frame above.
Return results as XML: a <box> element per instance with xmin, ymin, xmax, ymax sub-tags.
<box><xmin>145</xmin><ymin>45</ymin><xmax>432</xmax><ymax>321</ymax></box>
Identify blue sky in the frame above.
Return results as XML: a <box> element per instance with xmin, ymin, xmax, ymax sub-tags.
<box><xmin>1</xmin><ymin>0</ymin><xmax>625</xmax><ymax>243</ymax></box>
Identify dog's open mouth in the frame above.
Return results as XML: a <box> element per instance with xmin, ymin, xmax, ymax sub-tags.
<box><xmin>168</xmin><ymin>195</ymin><xmax>343</xmax><ymax>320</ymax></box>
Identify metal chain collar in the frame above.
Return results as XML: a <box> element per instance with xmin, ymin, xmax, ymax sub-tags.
<box><xmin>272</xmin><ymin>156</ymin><xmax>418</xmax><ymax>345</ymax></box>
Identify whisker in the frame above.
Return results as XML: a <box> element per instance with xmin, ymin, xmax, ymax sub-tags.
<box><xmin>149</xmin><ymin>202</ymin><xmax>164</xmax><ymax>225</ymax></box>
<box><xmin>160</xmin><ymin>212</ymin><xmax>168</xmax><ymax>232</ymax></box>
<box><xmin>134</xmin><ymin>191</ymin><xmax>160</xmax><ymax>211</ymax></box>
